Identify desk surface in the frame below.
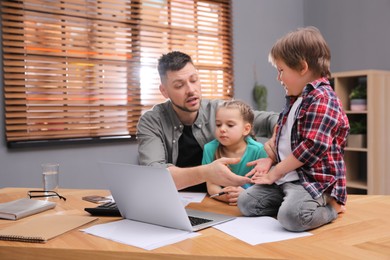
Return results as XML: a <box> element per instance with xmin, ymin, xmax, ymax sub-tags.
<box><xmin>0</xmin><ymin>188</ymin><xmax>389</xmax><ymax>260</ymax></box>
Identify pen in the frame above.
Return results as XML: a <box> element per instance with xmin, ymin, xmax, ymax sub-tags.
<box><xmin>210</xmin><ymin>191</ymin><xmax>227</xmax><ymax>198</ymax></box>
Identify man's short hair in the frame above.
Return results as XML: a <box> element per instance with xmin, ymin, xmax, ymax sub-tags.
<box><xmin>158</xmin><ymin>51</ymin><xmax>193</xmax><ymax>81</ymax></box>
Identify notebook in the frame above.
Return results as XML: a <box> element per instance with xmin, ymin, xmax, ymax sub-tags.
<box><xmin>98</xmin><ymin>162</ymin><xmax>235</xmax><ymax>232</ymax></box>
<box><xmin>0</xmin><ymin>198</ymin><xmax>56</xmax><ymax>220</ymax></box>
<box><xmin>0</xmin><ymin>215</ymin><xmax>98</xmax><ymax>243</ymax></box>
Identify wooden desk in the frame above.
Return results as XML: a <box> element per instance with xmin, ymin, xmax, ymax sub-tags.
<box><xmin>0</xmin><ymin>188</ymin><xmax>389</xmax><ymax>260</ymax></box>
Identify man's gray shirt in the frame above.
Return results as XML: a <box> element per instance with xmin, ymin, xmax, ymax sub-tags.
<box><xmin>137</xmin><ymin>99</ymin><xmax>278</xmax><ymax>167</ymax></box>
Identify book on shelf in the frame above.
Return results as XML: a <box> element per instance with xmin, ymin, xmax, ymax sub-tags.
<box><xmin>0</xmin><ymin>198</ymin><xmax>56</xmax><ymax>220</ymax></box>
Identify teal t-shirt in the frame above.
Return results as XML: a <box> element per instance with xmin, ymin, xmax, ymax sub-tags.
<box><xmin>202</xmin><ymin>137</ymin><xmax>268</xmax><ymax>189</ymax></box>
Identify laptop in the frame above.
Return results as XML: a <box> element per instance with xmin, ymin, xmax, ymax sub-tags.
<box><xmin>98</xmin><ymin>162</ymin><xmax>235</xmax><ymax>232</ymax></box>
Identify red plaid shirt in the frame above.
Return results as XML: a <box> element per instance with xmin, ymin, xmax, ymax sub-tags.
<box><xmin>275</xmin><ymin>78</ymin><xmax>350</xmax><ymax>204</ymax></box>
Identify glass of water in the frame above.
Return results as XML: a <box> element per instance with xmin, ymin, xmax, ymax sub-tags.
<box><xmin>41</xmin><ymin>163</ymin><xmax>59</xmax><ymax>193</ymax></box>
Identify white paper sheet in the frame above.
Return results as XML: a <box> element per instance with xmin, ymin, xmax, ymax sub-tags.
<box><xmin>179</xmin><ymin>192</ymin><xmax>206</xmax><ymax>206</ymax></box>
<box><xmin>81</xmin><ymin>219</ymin><xmax>199</xmax><ymax>250</ymax></box>
<box><xmin>108</xmin><ymin>192</ymin><xmax>206</xmax><ymax>206</ymax></box>
<box><xmin>213</xmin><ymin>216</ymin><xmax>312</xmax><ymax>245</ymax></box>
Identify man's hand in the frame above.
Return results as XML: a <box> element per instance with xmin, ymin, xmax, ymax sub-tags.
<box><xmin>206</xmin><ymin>157</ymin><xmax>251</xmax><ymax>187</ymax></box>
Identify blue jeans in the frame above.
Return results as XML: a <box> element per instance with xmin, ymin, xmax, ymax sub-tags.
<box><xmin>237</xmin><ymin>182</ymin><xmax>338</xmax><ymax>232</ymax></box>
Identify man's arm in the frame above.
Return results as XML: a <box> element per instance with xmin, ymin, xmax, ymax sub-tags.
<box><xmin>168</xmin><ymin>157</ymin><xmax>250</xmax><ymax>190</ymax></box>
<box><xmin>137</xmin><ymin>111</ymin><xmax>170</xmax><ymax>167</ymax></box>
<box><xmin>253</xmin><ymin>110</ymin><xmax>278</xmax><ymax>138</ymax></box>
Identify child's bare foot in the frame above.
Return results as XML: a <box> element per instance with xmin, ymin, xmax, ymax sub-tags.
<box><xmin>327</xmin><ymin>197</ymin><xmax>346</xmax><ymax>214</ymax></box>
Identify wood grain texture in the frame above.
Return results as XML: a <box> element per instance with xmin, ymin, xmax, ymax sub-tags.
<box><xmin>0</xmin><ymin>188</ymin><xmax>389</xmax><ymax>260</ymax></box>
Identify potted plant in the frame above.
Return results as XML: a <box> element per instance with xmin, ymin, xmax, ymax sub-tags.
<box><xmin>253</xmin><ymin>83</ymin><xmax>267</xmax><ymax>111</ymax></box>
<box><xmin>252</xmin><ymin>64</ymin><xmax>267</xmax><ymax>111</ymax></box>
<box><xmin>347</xmin><ymin>120</ymin><xmax>367</xmax><ymax>148</ymax></box>
<box><xmin>349</xmin><ymin>77</ymin><xmax>367</xmax><ymax>111</ymax></box>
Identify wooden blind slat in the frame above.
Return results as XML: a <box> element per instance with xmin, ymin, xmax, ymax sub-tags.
<box><xmin>2</xmin><ymin>0</ymin><xmax>232</xmax><ymax>144</ymax></box>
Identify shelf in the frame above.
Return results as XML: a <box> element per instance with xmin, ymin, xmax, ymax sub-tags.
<box><xmin>332</xmin><ymin>70</ymin><xmax>390</xmax><ymax>195</ymax></box>
<box><xmin>345</xmin><ymin>110</ymin><xmax>367</xmax><ymax>114</ymax></box>
<box><xmin>347</xmin><ymin>180</ymin><xmax>368</xmax><ymax>190</ymax></box>
<box><xmin>345</xmin><ymin>147</ymin><xmax>367</xmax><ymax>152</ymax></box>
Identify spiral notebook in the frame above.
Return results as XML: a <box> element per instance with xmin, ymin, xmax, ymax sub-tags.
<box><xmin>0</xmin><ymin>215</ymin><xmax>97</xmax><ymax>243</ymax></box>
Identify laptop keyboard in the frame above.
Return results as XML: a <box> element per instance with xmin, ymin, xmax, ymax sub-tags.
<box><xmin>85</xmin><ymin>201</ymin><xmax>213</xmax><ymax>226</ymax></box>
<box><xmin>188</xmin><ymin>215</ymin><xmax>213</xmax><ymax>226</ymax></box>
<box><xmin>84</xmin><ymin>201</ymin><xmax>121</xmax><ymax>216</ymax></box>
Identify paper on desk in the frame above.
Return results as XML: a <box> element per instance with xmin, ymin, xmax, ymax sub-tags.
<box><xmin>213</xmin><ymin>216</ymin><xmax>312</xmax><ymax>245</ymax></box>
<box><xmin>179</xmin><ymin>192</ymin><xmax>206</xmax><ymax>206</ymax></box>
<box><xmin>81</xmin><ymin>219</ymin><xmax>199</xmax><ymax>250</ymax></box>
<box><xmin>108</xmin><ymin>193</ymin><xmax>206</xmax><ymax>206</ymax></box>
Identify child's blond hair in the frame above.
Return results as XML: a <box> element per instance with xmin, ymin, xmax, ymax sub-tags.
<box><xmin>215</xmin><ymin>100</ymin><xmax>255</xmax><ymax>160</ymax></box>
<box><xmin>217</xmin><ymin>100</ymin><xmax>254</xmax><ymax>128</ymax></box>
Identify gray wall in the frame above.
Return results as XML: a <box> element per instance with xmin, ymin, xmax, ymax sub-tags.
<box><xmin>303</xmin><ymin>0</ymin><xmax>390</xmax><ymax>72</ymax></box>
<box><xmin>233</xmin><ymin>0</ymin><xmax>390</xmax><ymax>112</ymax></box>
<box><xmin>1</xmin><ymin>0</ymin><xmax>390</xmax><ymax>189</ymax></box>
<box><xmin>233</xmin><ymin>0</ymin><xmax>304</xmax><ymax>113</ymax></box>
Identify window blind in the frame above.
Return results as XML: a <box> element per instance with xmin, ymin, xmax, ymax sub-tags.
<box><xmin>1</xmin><ymin>0</ymin><xmax>233</xmax><ymax>146</ymax></box>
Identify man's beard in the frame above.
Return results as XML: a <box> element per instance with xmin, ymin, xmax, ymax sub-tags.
<box><xmin>171</xmin><ymin>98</ymin><xmax>200</xmax><ymax>113</ymax></box>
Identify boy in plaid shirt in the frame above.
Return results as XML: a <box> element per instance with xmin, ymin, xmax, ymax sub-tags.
<box><xmin>238</xmin><ymin>26</ymin><xmax>350</xmax><ymax>232</ymax></box>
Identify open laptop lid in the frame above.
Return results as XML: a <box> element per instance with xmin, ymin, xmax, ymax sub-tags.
<box><xmin>99</xmin><ymin>162</ymin><xmax>194</xmax><ymax>231</ymax></box>
<box><xmin>99</xmin><ymin>162</ymin><xmax>235</xmax><ymax>232</ymax></box>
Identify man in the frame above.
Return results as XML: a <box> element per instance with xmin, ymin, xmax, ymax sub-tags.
<box><xmin>137</xmin><ymin>51</ymin><xmax>277</xmax><ymax>192</ymax></box>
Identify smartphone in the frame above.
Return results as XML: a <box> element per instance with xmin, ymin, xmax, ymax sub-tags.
<box><xmin>82</xmin><ymin>195</ymin><xmax>111</xmax><ymax>204</ymax></box>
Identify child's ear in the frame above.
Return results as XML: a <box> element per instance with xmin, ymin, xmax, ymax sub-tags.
<box><xmin>300</xmin><ymin>60</ymin><xmax>309</xmax><ymax>75</ymax></box>
<box><xmin>243</xmin><ymin>123</ymin><xmax>252</xmax><ymax>136</ymax></box>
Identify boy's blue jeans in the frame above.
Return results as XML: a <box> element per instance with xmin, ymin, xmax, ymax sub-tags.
<box><xmin>237</xmin><ymin>182</ymin><xmax>338</xmax><ymax>232</ymax></box>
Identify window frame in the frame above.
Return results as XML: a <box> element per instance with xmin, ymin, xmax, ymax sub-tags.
<box><xmin>1</xmin><ymin>0</ymin><xmax>233</xmax><ymax>148</ymax></box>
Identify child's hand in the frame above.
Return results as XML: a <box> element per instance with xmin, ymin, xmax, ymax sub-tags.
<box><xmin>245</xmin><ymin>158</ymin><xmax>273</xmax><ymax>178</ymax></box>
<box><xmin>221</xmin><ymin>186</ymin><xmax>244</xmax><ymax>206</ymax></box>
<box><xmin>250</xmin><ymin>172</ymin><xmax>274</xmax><ymax>185</ymax></box>
<box><xmin>250</xmin><ymin>165</ymin><xmax>285</xmax><ymax>185</ymax></box>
